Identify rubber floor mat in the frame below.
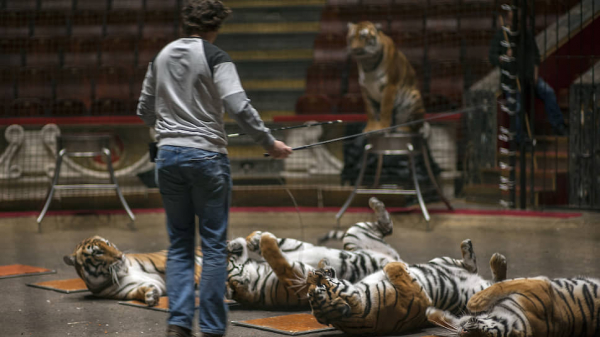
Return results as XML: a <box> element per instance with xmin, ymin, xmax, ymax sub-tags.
<box><xmin>231</xmin><ymin>313</ymin><xmax>335</xmax><ymax>335</ymax></box>
<box><xmin>27</xmin><ymin>278</ymin><xmax>88</xmax><ymax>293</ymax></box>
<box><xmin>0</xmin><ymin>264</ymin><xmax>56</xmax><ymax>279</ymax></box>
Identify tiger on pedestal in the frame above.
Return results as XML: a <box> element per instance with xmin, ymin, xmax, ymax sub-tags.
<box><xmin>347</xmin><ymin>21</ymin><xmax>425</xmax><ymax>133</ymax></box>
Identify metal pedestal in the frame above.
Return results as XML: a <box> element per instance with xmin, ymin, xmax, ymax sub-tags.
<box><xmin>37</xmin><ymin>134</ymin><xmax>135</xmax><ymax>231</ymax></box>
<box><xmin>336</xmin><ymin>132</ymin><xmax>452</xmax><ymax>231</ymax></box>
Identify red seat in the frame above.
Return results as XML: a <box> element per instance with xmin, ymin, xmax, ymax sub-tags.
<box><xmin>295</xmin><ymin>94</ymin><xmax>334</xmax><ymax>115</ymax></box>
<box><xmin>8</xmin><ymin>98</ymin><xmax>45</xmax><ymax>117</ymax></box>
<box><xmin>313</xmin><ymin>33</ymin><xmax>348</xmax><ymax>64</ymax></box>
<box><xmin>75</xmin><ymin>0</ymin><xmax>108</xmax><ymax>10</ymax></box>
<box><xmin>51</xmin><ymin>99</ymin><xmax>87</xmax><ymax>116</ymax></box>
<box><xmin>327</xmin><ymin>0</ymin><xmax>360</xmax><ymax>6</ymax></box>
<box><xmin>145</xmin><ymin>0</ymin><xmax>179</xmax><ymax>10</ymax></box>
<box><xmin>94</xmin><ymin>66</ymin><xmax>132</xmax><ymax>101</ymax></box>
<box><xmin>137</xmin><ymin>37</ymin><xmax>169</xmax><ymax>66</ymax></box>
<box><xmin>32</xmin><ymin>11</ymin><xmax>69</xmax><ymax>37</ymax></box>
<box><xmin>4</xmin><ymin>0</ymin><xmax>38</xmax><ymax>10</ymax></box>
<box><xmin>70</xmin><ymin>11</ymin><xmax>105</xmax><ymax>38</ymax></box>
<box><xmin>63</xmin><ymin>37</ymin><xmax>100</xmax><ymax>67</ymax></box>
<box><xmin>141</xmin><ymin>10</ymin><xmax>178</xmax><ymax>38</ymax></box>
<box><xmin>10</xmin><ymin>98</ymin><xmax>46</xmax><ymax>117</ymax></box>
<box><xmin>429</xmin><ymin>61</ymin><xmax>463</xmax><ymax>101</ymax></box>
<box><xmin>0</xmin><ymin>11</ymin><xmax>31</xmax><ymax>38</ymax></box>
<box><xmin>427</xmin><ymin>31</ymin><xmax>461</xmax><ymax>61</ymax></box>
<box><xmin>320</xmin><ymin>6</ymin><xmax>361</xmax><ymax>35</ymax></box>
<box><xmin>111</xmin><ymin>0</ymin><xmax>143</xmax><ymax>10</ymax></box>
<box><xmin>389</xmin><ymin>4</ymin><xmax>424</xmax><ymax>32</ymax></box>
<box><xmin>17</xmin><ymin>67</ymin><xmax>54</xmax><ymax>100</ymax></box>
<box><xmin>305</xmin><ymin>63</ymin><xmax>343</xmax><ymax>97</ymax></box>
<box><xmin>25</xmin><ymin>38</ymin><xmax>62</xmax><ymax>67</ymax></box>
<box><xmin>55</xmin><ymin>67</ymin><xmax>92</xmax><ymax>108</ymax></box>
<box><xmin>131</xmin><ymin>65</ymin><xmax>150</xmax><ymax>101</ymax></box>
<box><xmin>91</xmin><ymin>99</ymin><xmax>130</xmax><ymax>116</ymax></box>
<box><xmin>0</xmin><ymin>38</ymin><xmax>25</xmax><ymax>68</ymax></box>
<box><xmin>339</xmin><ymin>93</ymin><xmax>365</xmax><ymax>114</ymax></box>
<box><xmin>105</xmin><ymin>10</ymin><xmax>141</xmax><ymax>37</ymax></box>
<box><xmin>100</xmin><ymin>36</ymin><xmax>137</xmax><ymax>67</ymax></box>
<box><xmin>40</xmin><ymin>0</ymin><xmax>74</xmax><ymax>10</ymax></box>
<box><xmin>0</xmin><ymin>68</ymin><xmax>16</xmax><ymax>101</ymax></box>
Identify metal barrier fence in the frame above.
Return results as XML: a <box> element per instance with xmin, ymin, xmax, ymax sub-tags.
<box><xmin>0</xmin><ymin>0</ymin><xmax>597</xmax><ymax>212</ymax></box>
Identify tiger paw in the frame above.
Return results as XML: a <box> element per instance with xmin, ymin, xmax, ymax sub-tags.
<box><xmin>384</xmin><ymin>262</ymin><xmax>409</xmax><ymax>284</ymax></box>
<box><xmin>466</xmin><ymin>290</ymin><xmax>496</xmax><ymax>313</ymax></box>
<box><xmin>368</xmin><ymin>197</ymin><xmax>392</xmax><ymax>236</ymax></box>
<box><xmin>490</xmin><ymin>253</ymin><xmax>507</xmax><ymax>283</ymax></box>
<box><xmin>145</xmin><ymin>286</ymin><xmax>160</xmax><ymax>307</ymax></box>
<box><xmin>460</xmin><ymin>239</ymin><xmax>478</xmax><ymax>273</ymax></box>
<box><xmin>246</xmin><ymin>231</ymin><xmax>263</xmax><ymax>253</ymax></box>
<box><xmin>363</xmin><ymin>122</ymin><xmax>382</xmax><ymax>133</ymax></box>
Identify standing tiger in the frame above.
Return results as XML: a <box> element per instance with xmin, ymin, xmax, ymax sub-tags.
<box><xmin>348</xmin><ymin>21</ymin><xmax>425</xmax><ymax>132</ymax></box>
<box><xmin>427</xmin><ymin>276</ymin><xmax>600</xmax><ymax>337</ymax></box>
<box><xmin>63</xmin><ymin>236</ymin><xmax>202</xmax><ymax>306</ymax></box>
<box><xmin>226</xmin><ymin>197</ymin><xmax>401</xmax><ymax>309</ymax></box>
<box><xmin>306</xmin><ymin>239</ymin><xmax>508</xmax><ymax>336</ymax></box>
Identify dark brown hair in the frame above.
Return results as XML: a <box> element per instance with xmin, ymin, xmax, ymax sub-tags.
<box><xmin>181</xmin><ymin>0</ymin><xmax>231</xmax><ymax>35</ymax></box>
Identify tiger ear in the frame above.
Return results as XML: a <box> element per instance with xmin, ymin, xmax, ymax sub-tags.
<box><xmin>426</xmin><ymin>307</ymin><xmax>460</xmax><ymax>330</ymax></box>
<box><xmin>347</xmin><ymin>22</ymin><xmax>356</xmax><ymax>33</ymax></box>
<box><xmin>63</xmin><ymin>254</ymin><xmax>76</xmax><ymax>266</ymax></box>
<box><xmin>374</xmin><ymin>22</ymin><xmax>383</xmax><ymax>31</ymax></box>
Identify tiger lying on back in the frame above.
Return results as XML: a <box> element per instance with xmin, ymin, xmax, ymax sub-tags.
<box><xmin>427</xmin><ymin>276</ymin><xmax>600</xmax><ymax>337</ymax></box>
<box><xmin>307</xmin><ymin>239</ymin><xmax>507</xmax><ymax>335</ymax></box>
<box><xmin>64</xmin><ymin>236</ymin><xmax>202</xmax><ymax>306</ymax></box>
<box><xmin>227</xmin><ymin>197</ymin><xmax>401</xmax><ymax>309</ymax></box>
<box><xmin>348</xmin><ymin>21</ymin><xmax>425</xmax><ymax>133</ymax></box>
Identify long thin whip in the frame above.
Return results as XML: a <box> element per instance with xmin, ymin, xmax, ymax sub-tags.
<box><xmin>228</xmin><ymin>120</ymin><xmax>343</xmax><ymax>138</ymax></box>
<box><xmin>263</xmin><ymin>105</ymin><xmax>486</xmax><ymax>157</ymax></box>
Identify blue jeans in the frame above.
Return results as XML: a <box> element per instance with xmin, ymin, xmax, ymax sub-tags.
<box><xmin>156</xmin><ymin>145</ymin><xmax>231</xmax><ymax>335</ymax></box>
<box><xmin>511</xmin><ymin>77</ymin><xmax>565</xmax><ymax>141</ymax></box>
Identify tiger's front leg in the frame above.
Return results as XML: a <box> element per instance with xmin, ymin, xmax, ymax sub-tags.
<box><xmin>379</xmin><ymin>84</ymin><xmax>398</xmax><ymax>131</ymax></box>
<box><xmin>361</xmin><ymin>90</ymin><xmax>382</xmax><ymax>133</ymax></box>
<box><xmin>125</xmin><ymin>284</ymin><xmax>161</xmax><ymax>307</ymax></box>
<box><xmin>467</xmin><ymin>277</ymin><xmax>553</xmax><ymax>313</ymax></box>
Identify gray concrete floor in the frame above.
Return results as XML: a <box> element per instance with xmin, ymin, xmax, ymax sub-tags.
<box><xmin>0</xmin><ymin>204</ymin><xmax>599</xmax><ymax>337</ymax></box>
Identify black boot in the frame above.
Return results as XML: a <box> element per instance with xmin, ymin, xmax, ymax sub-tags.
<box><xmin>166</xmin><ymin>325</ymin><xmax>192</xmax><ymax>337</ymax></box>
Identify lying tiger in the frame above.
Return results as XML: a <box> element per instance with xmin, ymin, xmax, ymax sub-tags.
<box><xmin>306</xmin><ymin>239</ymin><xmax>508</xmax><ymax>335</ymax></box>
<box><xmin>63</xmin><ymin>236</ymin><xmax>202</xmax><ymax>306</ymax></box>
<box><xmin>348</xmin><ymin>21</ymin><xmax>425</xmax><ymax>133</ymax></box>
<box><xmin>427</xmin><ymin>275</ymin><xmax>600</xmax><ymax>337</ymax></box>
<box><xmin>226</xmin><ymin>197</ymin><xmax>401</xmax><ymax>309</ymax></box>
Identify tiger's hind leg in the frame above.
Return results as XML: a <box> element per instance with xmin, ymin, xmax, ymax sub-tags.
<box><xmin>489</xmin><ymin>253</ymin><xmax>507</xmax><ymax>283</ymax></box>
<box><xmin>429</xmin><ymin>239</ymin><xmax>478</xmax><ymax>273</ymax></box>
<box><xmin>459</xmin><ymin>239</ymin><xmax>478</xmax><ymax>273</ymax></box>
<box><xmin>260</xmin><ymin>232</ymin><xmax>308</xmax><ymax>296</ymax></box>
<box><xmin>369</xmin><ymin>197</ymin><xmax>393</xmax><ymax>237</ymax></box>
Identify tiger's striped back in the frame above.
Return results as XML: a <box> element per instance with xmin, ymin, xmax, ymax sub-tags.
<box><xmin>428</xmin><ymin>276</ymin><xmax>600</xmax><ymax>337</ymax></box>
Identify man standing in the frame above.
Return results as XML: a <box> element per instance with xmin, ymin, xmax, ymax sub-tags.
<box><xmin>137</xmin><ymin>1</ymin><xmax>292</xmax><ymax>336</ymax></box>
<box><xmin>489</xmin><ymin>7</ymin><xmax>568</xmax><ymax>137</ymax></box>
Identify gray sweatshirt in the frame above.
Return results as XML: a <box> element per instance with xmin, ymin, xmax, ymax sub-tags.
<box><xmin>136</xmin><ymin>38</ymin><xmax>275</xmax><ymax>154</ymax></box>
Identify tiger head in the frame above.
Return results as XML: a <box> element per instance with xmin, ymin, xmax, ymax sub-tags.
<box><xmin>347</xmin><ymin>21</ymin><xmax>384</xmax><ymax>59</ymax></box>
<box><xmin>426</xmin><ymin>307</ymin><xmax>515</xmax><ymax>337</ymax></box>
<box><xmin>225</xmin><ymin>237</ymin><xmax>251</xmax><ymax>299</ymax></box>
<box><xmin>63</xmin><ymin>236</ymin><xmax>127</xmax><ymax>290</ymax></box>
<box><xmin>307</xmin><ymin>260</ymin><xmax>353</xmax><ymax>324</ymax></box>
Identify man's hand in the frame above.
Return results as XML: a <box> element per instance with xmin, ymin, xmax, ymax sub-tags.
<box><xmin>268</xmin><ymin>140</ymin><xmax>292</xmax><ymax>159</ymax></box>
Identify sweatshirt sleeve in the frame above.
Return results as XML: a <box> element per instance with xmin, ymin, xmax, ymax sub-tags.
<box><xmin>204</xmin><ymin>41</ymin><xmax>275</xmax><ymax>150</ymax></box>
<box><xmin>136</xmin><ymin>62</ymin><xmax>157</xmax><ymax>127</ymax></box>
